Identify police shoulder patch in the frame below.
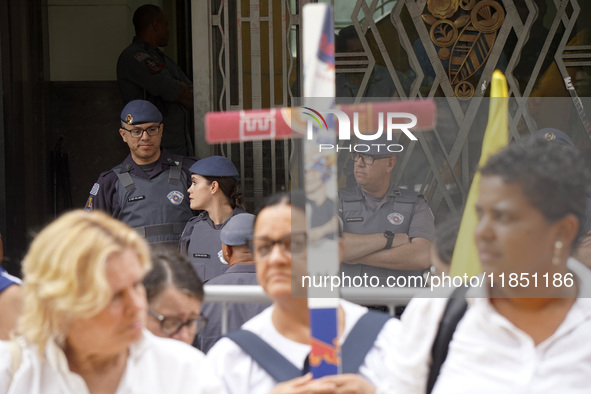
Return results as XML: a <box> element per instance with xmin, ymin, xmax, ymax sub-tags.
<box><xmin>145</xmin><ymin>59</ymin><xmax>165</xmax><ymax>74</ymax></box>
<box><xmin>167</xmin><ymin>191</ymin><xmax>184</xmax><ymax>205</ymax></box>
<box><xmin>387</xmin><ymin>212</ymin><xmax>404</xmax><ymax>225</ymax></box>
<box><xmin>90</xmin><ymin>183</ymin><xmax>100</xmax><ymax>196</ymax></box>
<box><xmin>84</xmin><ymin>197</ymin><xmax>93</xmax><ymax>211</ymax></box>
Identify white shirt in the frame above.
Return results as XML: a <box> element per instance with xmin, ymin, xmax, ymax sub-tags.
<box><xmin>0</xmin><ymin>329</ymin><xmax>226</xmax><ymax>394</ymax></box>
<box><xmin>387</xmin><ymin>258</ymin><xmax>591</xmax><ymax>394</ymax></box>
<box><xmin>207</xmin><ymin>299</ymin><xmax>400</xmax><ymax>393</ymax></box>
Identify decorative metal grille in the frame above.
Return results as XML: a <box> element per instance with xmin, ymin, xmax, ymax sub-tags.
<box><xmin>193</xmin><ymin>0</ymin><xmax>591</xmax><ymax>217</ymax></box>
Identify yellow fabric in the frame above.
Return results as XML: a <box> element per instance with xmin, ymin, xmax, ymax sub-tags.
<box><xmin>449</xmin><ymin>70</ymin><xmax>509</xmax><ymax>277</ymax></box>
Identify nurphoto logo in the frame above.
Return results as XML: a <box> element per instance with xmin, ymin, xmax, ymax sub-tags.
<box><xmin>303</xmin><ymin>108</ymin><xmax>418</xmax><ymax>153</ymax></box>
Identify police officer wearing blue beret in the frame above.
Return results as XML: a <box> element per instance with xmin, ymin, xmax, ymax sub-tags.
<box><xmin>179</xmin><ymin>156</ymin><xmax>247</xmax><ymax>282</ymax></box>
<box><xmin>338</xmin><ymin>133</ymin><xmax>434</xmax><ymax>286</ymax></box>
<box><xmin>196</xmin><ymin>213</ymin><xmax>269</xmax><ymax>353</ymax></box>
<box><xmin>85</xmin><ymin>100</ymin><xmax>196</xmax><ymax>245</ymax></box>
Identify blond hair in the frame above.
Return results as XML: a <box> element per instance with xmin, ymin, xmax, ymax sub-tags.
<box><xmin>17</xmin><ymin>210</ymin><xmax>151</xmax><ymax>353</ymax></box>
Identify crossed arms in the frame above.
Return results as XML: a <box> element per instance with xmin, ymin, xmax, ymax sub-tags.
<box><xmin>342</xmin><ymin>232</ymin><xmax>431</xmax><ymax>271</ymax></box>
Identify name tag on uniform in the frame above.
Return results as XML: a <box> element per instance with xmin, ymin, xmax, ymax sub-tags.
<box><xmin>128</xmin><ymin>195</ymin><xmax>146</xmax><ymax>202</ymax></box>
<box><xmin>193</xmin><ymin>253</ymin><xmax>210</xmax><ymax>259</ymax></box>
<box><xmin>346</xmin><ymin>217</ymin><xmax>364</xmax><ymax>222</ymax></box>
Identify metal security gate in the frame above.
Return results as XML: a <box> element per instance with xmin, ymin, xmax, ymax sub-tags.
<box><xmin>192</xmin><ymin>0</ymin><xmax>591</xmax><ymax>217</ymax></box>
<box><xmin>193</xmin><ymin>0</ymin><xmax>298</xmax><ymax>211</ymax></box>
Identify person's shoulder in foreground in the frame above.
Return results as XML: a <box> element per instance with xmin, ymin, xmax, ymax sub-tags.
<box><xmin>0</xmin><ymin>267</ymin><xmax>22</xmax><ymax>340</ymax></box>
<box><xmin>128</xmin><ymin>330</ymin><xmax>226</xmax><ymax>393</ymax></box>
<box><xmin>0</xmin><ymin>329</ymin><xmax>226</xmax><ymax>394</ymax></box>
<box><xmin>0</xmin><ymin>266</ymin><xmax>21</xmax><ymax>292</ymax></box>
<box><xmin>384</xmin><ymin>259</ymin><xmax>591</xmax><ymax>394</ymax></box>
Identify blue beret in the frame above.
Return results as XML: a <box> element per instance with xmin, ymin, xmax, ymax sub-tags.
<box><xmin>120</xmin><ymin>100</ymin><xmax>162</xmax><ymax>125</ymax></box>
<box><xmin>356</xmin><ymin>132</ymin><xmax>398</xmax><ymax>156</ymax></box>
<box><xmin>220</xmin><ymin>213</ymin><xmax>255</xmax><ymax>246</ymax></box>
<box><xmin>533</xmin><ymin>128</ymin><xmax>575</xmax><ymax>148</ymax></box>
<box><xmin>189</xmin><ymin>156</ymin><xmax>239</xmax><ymax>177</ymax></box>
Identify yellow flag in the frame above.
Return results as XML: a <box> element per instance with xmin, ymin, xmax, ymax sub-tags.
<box><xmin>449</xmin><ymin>70</ymin><xmax>509</xmax><ymax>277</ymax></box>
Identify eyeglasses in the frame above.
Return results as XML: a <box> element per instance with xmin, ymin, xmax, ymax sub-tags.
<box><xmin>350</xmin><ymin>152</ymin><xmax>390</xmax><ymax>165</ymax></box>
<box><xmin>248</xmin><ymin>232</ymin><xmax>307</xmax><ymax>258</ymax></box>
<box><xmin>122</xmin><ymin>124</ymin><xmax>161</xmax><ymax>138</ymax></box>
<box><xmin>148</xmin><ymin>309</ymin><xmax>207</xmax><ymax>336</ymax></box>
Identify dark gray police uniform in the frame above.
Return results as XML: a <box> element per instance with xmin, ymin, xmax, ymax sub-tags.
<box><xmin>178</xmin><ymin>155</ymin><xmax>246</xmax><ymax>282</ymax></box>
<box><xmin>338</xmin><ymin>183</ymin><xmax>434</xmax><ymax>284</ymax></box>
<box><xmin>195</xmin><ymin>213</ymin><xmax>270</xmax><ymax>353</ymax></box>
<box><xmin>117</xmin><ymin>37</ymin><xmax>193</xmax><ymax>156</ymax></box>
<box><xmin>179</xmin><ymin>207</ymin><xmax>246</xmax><ymax>282</ymax></box>
<box><xmin>86</xmin><ymin>151</ymin><xmax>196</xmax><ymax>245</ymax></box>
<box><xmin>197</xmin><ymin>264</ymin><xmax>270</xmax><ymax>353</ymax></box>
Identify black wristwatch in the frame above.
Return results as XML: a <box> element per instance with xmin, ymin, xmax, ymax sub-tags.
<box><xmin>383</xmin><ymin>230</ymin><xmax>395</xmax><ymax>249</ymax></box>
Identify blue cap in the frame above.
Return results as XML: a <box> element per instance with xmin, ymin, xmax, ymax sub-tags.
<box><xmin>189</xmin><ymin>156</ymin><xmax>239</xmax><ymax>177</ymax></box>
<box><xmin>534</xmin><ymin>128</ymin><xmax>575</xmax><ymax>148</ymax></box>
<box><xmin>120</xmin><ymin>100</ymin><xmax>162</xmax><ymax>125</ymax></box>
<box><xmin>356</xmin><ymin>132</ymin><xmax>398</xmax><ymax>156</ymax></box>
<box><xmin>220</xmin><ymin>213</ymin><xmax>255</xmax><ymax>246</ymax></box>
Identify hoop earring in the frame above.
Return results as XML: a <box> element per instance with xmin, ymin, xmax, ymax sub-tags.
<box><xmin>552</xmin><ymin>240</ymin><xmax>563</xmax><ymax>265</ymax></box>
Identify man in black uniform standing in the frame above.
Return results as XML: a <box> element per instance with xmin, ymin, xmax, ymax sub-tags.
<box><xmin>85</xmin><ymin>100</ymin><xmax>196</xmax><ymax>246</ymax></box>
<box><xmin>338</xmin><ymin>135</ymin><xmax>434</xmax><ymax>286</ymax></box>
<box><xmin>117</xmin><ymin>4</ymin><xmax>193</xmax><ymax>156</ymax></box>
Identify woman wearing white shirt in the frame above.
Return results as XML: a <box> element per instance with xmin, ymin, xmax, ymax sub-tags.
<box><xmin>389</xmin><ymin>138</ymin><xmax>591</xmax><ymax>393</ymax></box>
<box><xmin>207</xmin><ymin>192</ymin><xmax>400</xmax><ymax>393</ymax></box>
<box><xmin>0</xmin><ymin>210</ymin><xmax>224</xmax><ymax>394</ymax></box>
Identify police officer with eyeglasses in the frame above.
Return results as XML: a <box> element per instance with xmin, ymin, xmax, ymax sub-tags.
<box><xmin>338</xmin><ymin>133</ymin><xmax>435</xmax><ymax>289</ymax></box>
<box><xmin>85</xmin><ymin>100</ymin><xmax>197</xmax><ymax>246</ymax></box>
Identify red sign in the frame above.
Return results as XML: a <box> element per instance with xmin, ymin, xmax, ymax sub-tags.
<box><xmin>205</xmin><ymin>100</ymin><xmax>437</xmax><ymax>143</ymax></box>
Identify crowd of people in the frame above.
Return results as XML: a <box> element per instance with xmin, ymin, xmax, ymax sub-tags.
<box><xmin>1</xmin><ymin>3</ymin><xmax>591</xmax><ymax>393</ymax></box>
<box><xmin>1</xmin><ymin>115</ymin><xmax>590</xmax><ymax>392</ymax></box>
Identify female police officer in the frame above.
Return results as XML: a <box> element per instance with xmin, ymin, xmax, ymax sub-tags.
<box><xmin>179</xmin><ymin>156</ymin><xmax>246</xmax><ymax>282</ymax></box>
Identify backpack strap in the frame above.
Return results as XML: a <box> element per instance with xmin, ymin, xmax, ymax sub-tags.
<box><xmin>226</xmin><ymin>329</ymin><xmax>302</xmax><ymax>383</ymax></box>
<box><xmin>228</xmin><ymin>310</ymin><xmax>390</xmax><ymax>381</ymax></box>
<box><xmin>341</xmin><ymin>310</ymin><xmax>390</xmax><ymax>374</ymax></box>
<box><xmin>426</xmin><ymin>285</ymin><xmax>470</xmax><ymax>394</ymax></box>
